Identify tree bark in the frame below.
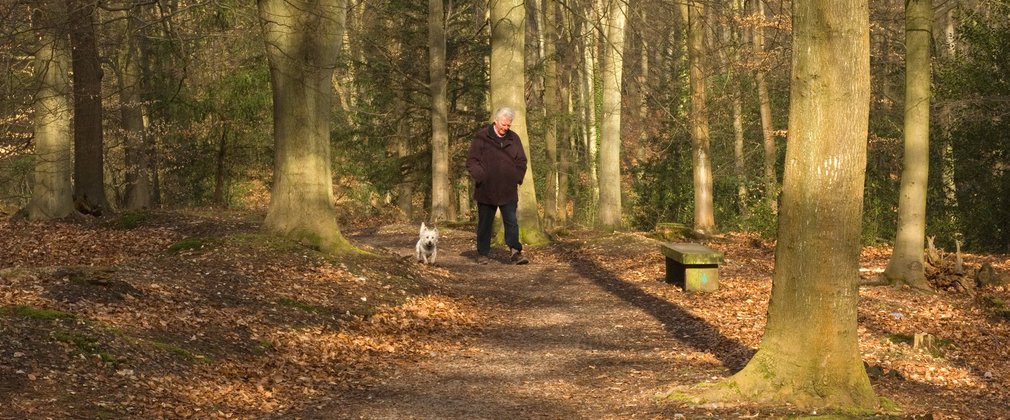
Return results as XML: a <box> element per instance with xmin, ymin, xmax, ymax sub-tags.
<box><xmin>696</xmin><ymin>0</ymin><xmax>878</xmax><ymax>410</ymax></box>
<box><xmin>753</xmin><ymin>0</ymin><xmax>777</xmax><ymax>212</ymax></box>
<box><xmin>597</xmin><ymin>0</ymin><xmax>626</xmax><ymax>231</ymax></box>
<box><xmin>883</xmin><ymin>0</ymin><xmax>933</xmax><ymax>290</ymax></box>
<box><xmin>27</xmin><ymin>3</ymin><xmax>74</xmax><ymax>220</ymax></box>
<box><xmin>119</xmin><ymin>3</ymin><xmax>151</xmax><ymax>211</ymax></box>
<box><xmin>259</xmin><ymin>0</ymin><xmax>355</xmax><ymax>253</ymax></box>
<box><xmin>681</xmin><ymin>1</ymin><xmax>715</xmax><ymax>234</ymax></box>
<box><xmin>429</xmin><ymin>0</ymin><xmax>450</xmax><ymax>223</ymax></box>
<box><xmin>541</xmin><ymin>0</ymin><xmax>559</xmax><ymax>231</ymax></box>
<box><xmin>67</xmin><ymin>0</ymin><xmax>111</xmax><ymax>215</ymax></box>
<box><xmin>489</xmin><ymin>0</ymin><xmax>550</xmax><ymax>245</ymax></box>
<box><xmin>212</xmin><ymin>124</ymin><xmax>228</xmax><ymax>207</ymax></box>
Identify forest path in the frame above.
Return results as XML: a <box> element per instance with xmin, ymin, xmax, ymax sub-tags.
<box><xmin>335</xmin><ymin>224</ymin><xmax>736</xmax><ymax>419</ymax></box>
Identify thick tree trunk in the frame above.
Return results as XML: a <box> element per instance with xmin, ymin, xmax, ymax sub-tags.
<box><xmin>259</xmin><ymin>0</ymin><xmax>354</xmax><ymax>253</ymax></box>
<box><xmin>597</xmin><ymin>0</ymin><xmax>626</xmax><ymax>231</ymax></box>
<box><xmin>883</xmin><ymin>0</ymin><xmax>933</xmax><ymax>290</ymax></box>
<box><xmin>681</xmin><ymin>1</ymin><xmax>715</xmax><ymax>234</ymax></box>
<box><xmin>695</xmin><ymin>0</ymin><xmax>877</xmax><ymax>410</ymax></box>
<box><xmin>27</xmin><ymin>4</ymin><xmax>74</xmax><ymax>220</ymax></box>
<box><xmin>490</xmin><ymin>0</ymin><xmax>550</xmax><ymax>245</ymax></box>
<box><xmin>429</xmin><ymin>0</ymin><xmax>450</xmax><ymax>223</ymax></box>
<box><xmin>753</xmin><ymin>0</ymin><xmax>777</xmax><ymax>212</ymax></box>
<box><xmin>67</xmin><ymin>0</ymin><xmax>111</xmax><ymax>215</ymax></box>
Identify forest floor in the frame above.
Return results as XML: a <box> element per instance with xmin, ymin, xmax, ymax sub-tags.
<box><xmin>2</xmin><ymin>209</ymin><xmax>1010</xmax><ymax>419</ymax></box>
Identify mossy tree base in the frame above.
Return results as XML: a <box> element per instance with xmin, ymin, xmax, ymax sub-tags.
<box><xmin>263</xmin><ymin>218</ymin><xmax>359</xmax><ymax>254</ymax></box>
<box><xmin>663</xmin><ymin>350</ymin><xmax>879</xmax><ymax>413</ymax></box>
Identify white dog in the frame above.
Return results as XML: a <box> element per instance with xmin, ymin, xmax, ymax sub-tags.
<box><xmin>415</xmin><ymin>222</ymin><xmax>439</xmax><ymax>264</ymax></box>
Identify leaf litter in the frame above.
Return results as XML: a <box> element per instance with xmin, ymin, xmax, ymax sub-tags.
<box><xmin>0</xmin><ymin>210</ymin><xmax>1008</xmax><ymax>418</ymax></box>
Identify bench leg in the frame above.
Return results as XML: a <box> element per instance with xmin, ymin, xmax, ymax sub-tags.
<box><xmin>684</xmin><ymin>266</ymin><xmax>719</xmax><ymax>292</ymax></box>
<box><xmin>665</xmin><ymin>258</ymin><xmax>685</xmax><ymax>286</ymax></box>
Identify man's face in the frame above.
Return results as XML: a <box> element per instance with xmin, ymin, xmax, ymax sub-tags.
<box><xmin>494</xmin><ymin>116</ymin><xmax>512</xmax><ymax>136</ymax></box>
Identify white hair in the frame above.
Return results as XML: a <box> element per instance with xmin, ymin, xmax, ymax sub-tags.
<box><xmin>493</xmin><ymin>106</ymin><xmax>515</xmax><ymax>121</ymax></box>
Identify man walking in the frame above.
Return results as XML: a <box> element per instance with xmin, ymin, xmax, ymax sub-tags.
<box><xmin>466</xmin><ymin>106</ymin><xmax>530</xmax><ymax>265</ymax></box>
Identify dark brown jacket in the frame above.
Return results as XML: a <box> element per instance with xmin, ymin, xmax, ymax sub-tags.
<box><xmin>466</xmin><ymin>124</ymin><xmax>527</xmax><ymax>205</ymax></box>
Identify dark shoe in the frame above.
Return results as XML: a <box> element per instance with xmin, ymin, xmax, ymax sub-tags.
<box><xmin>510</xmin><ymin>250</ymin><xmax>529</xmax><ymax>265</ymax></box>
<box><xmin>476</xmin><ymin>255</ymin><xmax>490</xmax><ymax>265</ymax></box>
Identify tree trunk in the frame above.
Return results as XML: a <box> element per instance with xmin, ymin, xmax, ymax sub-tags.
<box><xmin>597</xmin><ymin>0</ymin><xmax>626</xmax><ymax>231</ymax></box>
<box><xmin>722</xmin><ymin>0</ymin><xmax>748</xmax><ymax>217</ymax></box>
<box><xmin>259</xmin><ymin>0</ymin><xmax>354</xmax><ymax>253</ymax></box>
<box><xmin>490</xmin><ymin>0</ymin><xmax>550</xmax><ymax>245</ymax></box>
<box><xmin>212</xmin><ymin>124</ymin><xmax>228</xmax><ymax>207</ymax></box>
<box><xmin>429</xmin><ymin>0</ymin><xmax>450</xmax><ymax>223</ymax></box>
<box><xmin>541</xmin><ymin>0</ymin><xmax>559</xmax><ymax>231</ymax></box>
<box><xmin>681</xmin><ymin>1</ymin><xmax>715</xmax><ymax>234</ymax></box>
<box><xmin>753</xmin><ymin>0</ymin><xmax>777</xmax><ymax>212</ymax></box>
<box><xmin>937</xmin><ymin>6</ymin><xmax>960</xmax><ymax>227</ymax></box>
<box><xmin>27</xmin><ymin>3</ymin><xmax>74</xmax><ymax>220</ymax></box>
<box><xmin>883</xmin><ymin>0</ymin><xmax>932</xmax><ymax>290</ymax></box>
<box><xmin>67</xmin><ymin>0</ymin><xmax>111</xmax><ymax>215</ymax></box>
<box><xmin>579</xmin><ymin>12</ymin><xmax>599</xmax><ymax>215</ymax></box>
<box><xmin>697</xmin><ymin>0</ymin><xmax>877</xmax><ymax>410</ymax></box>
<box><xmin>120</xmin><ymin>3</ymin><xmax>151</xmax><ymax>211</ymax></box>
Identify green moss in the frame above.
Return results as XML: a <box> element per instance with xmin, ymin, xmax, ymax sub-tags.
<box><xmin>111</xmin><ymin>211</ymin><xmax>151</xmax><ymax>229</ymax></box>
<box><xmin>981</xmin><ymin>294</ymin><xmax>1006</xmax><ymax>308</ymax></box>
<box><xmin>167</xmin><ymin>237</ymin><xmax>206</xmax><ymax>254</ymax></box>
<box><xmin>6</xmin><ymin>305</ymin><xmax>74</xmax><ymax>320</ymax></box>
<box><xmin>886</xmin><ymin>333</ymin><xmax>914</xmax><ymax>345</ymax></box>
<box><xmin>227</xmin><ymin>233</ymin><xmax>305</xmax><ymax>253</ymax></box>
<box><xmin>980</xmin><ymin>294</ymin><xmax>1010</xmax><ymax>320</ymax></box>
<box><xmin>877</xmin><ymin>396</ymin><xmax>902</xmax><ymax>414</ymax></box>
<box><xmin>53</xmin><ymin>330</ymin><xmax>99</xmax><ymax>353</ymax></box>
<box><xmin>277</xmin><ymin>298</ymin><xmax>328</xmax><ymax>314</ymax></box>
<box><xmin>252</xmin><ymin>340</ymin><xmax>275</xmax><ymax>355</ymax></box>
<box><xmin>53</xmin><ymin>330</ymin><xmax>120</xmax><ymax>366</ymax></box>
<box><xmin>151</xmin><ymin>341</ymin><xmax>209</xmax><ymax>363</ymax></box>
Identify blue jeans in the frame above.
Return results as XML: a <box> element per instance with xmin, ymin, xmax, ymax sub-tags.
<box><xmin>476</xmin><ymin>202</ymin><xmax>522</xmax><ymax>256</ymax></box>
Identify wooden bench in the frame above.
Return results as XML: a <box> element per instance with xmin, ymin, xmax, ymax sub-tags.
<box><xmin>660</xmin><ymin>242</ymin><xmax>723</xmax><ymax>292</ymax></box>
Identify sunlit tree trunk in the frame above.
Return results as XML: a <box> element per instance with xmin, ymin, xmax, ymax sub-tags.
<box><xmin>259</xmin><ymin>0</ymin><xmax>355</xmax><ymax>253</ymax></box>
<box><xmin>578</xmin><ymin>11</ymin><xmax>599</xmax><ymax>214</ymax></box>
<box><xmin>67</xmin><ymin>0</ymin><xmax>111</xmax><ymax>215</ymax></box>
<box><xmin>541</xmin><ymin>0</ymin><xmax>559</xmax><ymax>230</ymax></box>
<box><xmin>752</xmin><ymin>0</ymin><xmax>778</xmax><ymax>212</ymax></box>
<box><xmin>681</xmin><ymin>0</ymin><xmax>715</xmax><ymax>234</ymax></box>
<box><xmin>722</xmin><ymin>0</ymin><xmax>748</xmax><ymax>216</ymax></box>
<box><xmin>490</xmin><ymin>0</ymin><xmax>549</xmax><ymax>245</ymax></box>
<box><xmin>883</xmin><ymin>0</ymin><xmax>932</xmax><ymax>290</ymax></box>
<box><xmin>597</xmin><ymin>0</ymin><xmax>626</xmax><ymax>231</ymax></box>
<box><xmin>27</xmin><ymin>3</ymin><xmax>74</xmax><ymax>220</ymax></box>
<box><xmin>697</xmin><ymin>0</ymin><xmax>877</xmax><ymax>410</ymax></box>
<box><xmin>429</xmin><ymin>0</ymin><xmax>450</xmax><ymax>223</ymax></box>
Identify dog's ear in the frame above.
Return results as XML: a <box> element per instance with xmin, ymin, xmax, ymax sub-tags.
<box><xmin>420</xmin><ymin>222</ymin><xmax>427</xmax><ymax>234</ymax></box>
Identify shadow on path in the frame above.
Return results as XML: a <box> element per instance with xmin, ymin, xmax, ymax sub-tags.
<box><xmin>558</xmin><ymin>241</ymin><xmax>755</xmax><ymax>372</ymax></box>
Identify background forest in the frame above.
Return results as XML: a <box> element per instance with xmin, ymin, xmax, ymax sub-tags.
<box><xmin>1</xmin><ymin>0</ymin><xmax>1008</xmax><ymax>252</ymax></box>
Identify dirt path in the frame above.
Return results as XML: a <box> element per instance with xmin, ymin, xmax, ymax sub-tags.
<box><xmin>331</xmin><ymin>225</ymin><xmax>738</xmax><ymax>419</ymax></box>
